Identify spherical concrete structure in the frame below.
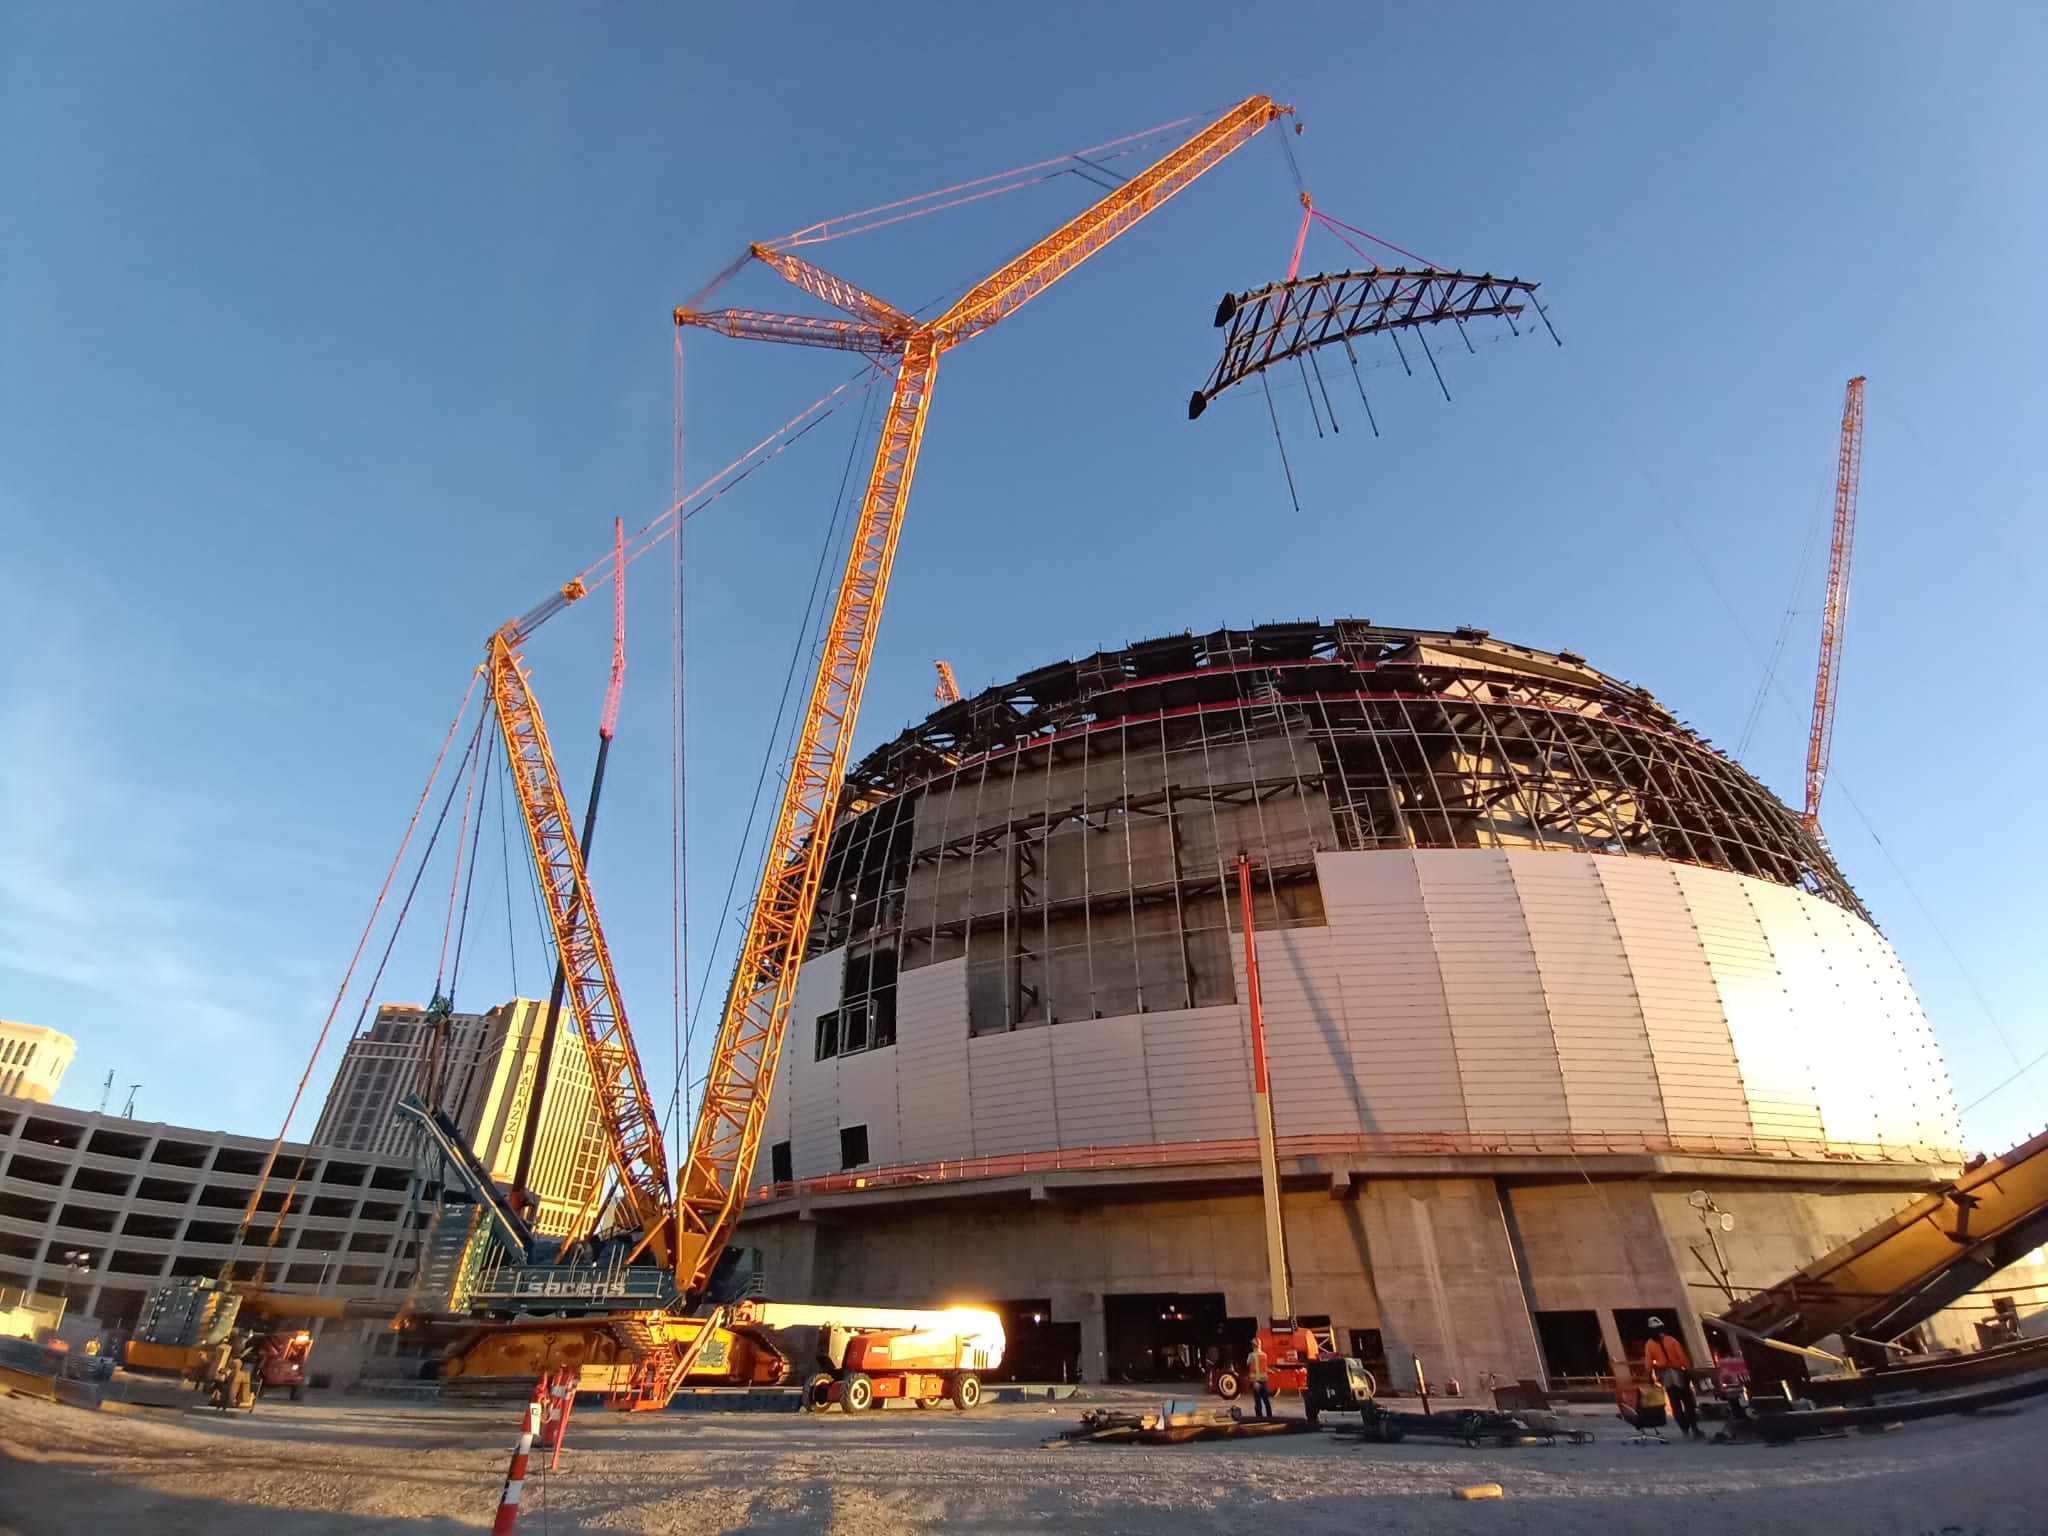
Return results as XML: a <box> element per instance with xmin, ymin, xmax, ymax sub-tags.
<box><xmin>746</xmin><ymin>622</ymin><xmax>1964</xmax><ymax>1388</ymax></box>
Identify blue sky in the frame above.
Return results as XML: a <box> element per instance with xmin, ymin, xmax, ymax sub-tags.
<box><xmin>2</xmin><ymin>3</ymin><xmax>2042</xmax><ymax>1155</ymax></box>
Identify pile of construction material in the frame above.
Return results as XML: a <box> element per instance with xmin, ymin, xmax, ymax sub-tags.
<box><xmin>1050</xmin><ymin>1400</ymin><xmax>1310</xmax><ymax>1446</ymax></box>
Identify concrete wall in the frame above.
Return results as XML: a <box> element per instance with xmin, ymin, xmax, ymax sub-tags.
<box><xmin>746</xmin><ymin>1186</ymin><xmax>1382</xmax><ymax>1384</ymax></box>
<box><xmin>1354</xmin><ymin>1178</ymin><xmax>1545</xmax><ymax>1391</ymax></box>
<box><xmin>738</xmin><ymin>1170</ymin><xmax>2020</xmax><ymax>1387</ymax></box>
<box><xmin>765</xmin><ymin>850</ymin><xmax>1962</xmax><ymax>1185</ymax></box>
<box><xmin>1506</xmin><ymin>1180</ymin><xmax>1708</xmax><ymax>1370</ymax></box>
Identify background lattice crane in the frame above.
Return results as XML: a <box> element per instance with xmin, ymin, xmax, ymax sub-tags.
<box><xmin>1804</xmin><ymin>375</ymin><xmax>1864</xmax><ymax>831</ymax></box>
<box><xmin>933</xmin><ymin>660</ymin><xmax>962</xmax><ymax>704</ymax></box>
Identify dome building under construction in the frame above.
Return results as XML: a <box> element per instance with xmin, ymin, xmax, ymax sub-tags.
<box><xmin>744</xmin><ymin>621</ymin><xmax>1963</xmax><ymax>1389</ymax></box>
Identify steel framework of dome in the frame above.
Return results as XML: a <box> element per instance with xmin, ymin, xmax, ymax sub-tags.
<box><xmin>808</xmin><ymin>622</ymin><xmax>1861</xmax><ymax>1043</ymax></box>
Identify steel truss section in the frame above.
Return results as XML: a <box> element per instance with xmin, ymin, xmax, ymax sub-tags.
<box><xmin>1187</xmin><ymin>268</ymin><xmax>1542</xmax><ymax>419</ymax></box>
<box><xmin>814</xmin><ymin>623</ymin><xmax>1870</xmax><ymax>1013</ymax></box>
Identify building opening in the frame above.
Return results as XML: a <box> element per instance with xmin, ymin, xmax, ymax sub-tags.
<box><xmin>1533</xmin><ymin>1309</ymin><xmax>1611</xmax><ymax>1386</ymax></box>
<box><xmin>1346</xmin><ymin>1327</ymin><xmax>1389</xmax><ymax>1385</ymax></box>
<box><xmin>987</xmin><ymin>1298</ymin><xmax>1081</xmax><ymax>1383</ymax></box>
<box><xmin>1103</xmin><ymin>1291</ymin><xmax>1236</xmax><ymax>1383</ymax></box>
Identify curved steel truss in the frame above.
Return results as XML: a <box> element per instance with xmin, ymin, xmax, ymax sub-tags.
<box><xmin>1188</xmin><ymin>268</ymin><xmax>1544</xmax><ymax>418</ymax></box>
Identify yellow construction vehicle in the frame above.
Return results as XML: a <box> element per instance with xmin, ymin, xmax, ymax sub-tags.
<box><xmin>433</xmin><ymin>95</ymin><xmax>1296</xmax><ymax>1411</ymax></box>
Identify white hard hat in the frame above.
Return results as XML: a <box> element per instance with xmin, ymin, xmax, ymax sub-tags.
<box><xmin>1647</xmin><ymin>1316</ymin><xmax>1664</xmax><ymax>1330</ymax></box>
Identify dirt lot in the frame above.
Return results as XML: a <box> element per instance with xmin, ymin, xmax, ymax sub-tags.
<box><xmin>2</xmin><ymin>1386</ymin><xmax>2045</xmax><ymax>1536</ymax></box>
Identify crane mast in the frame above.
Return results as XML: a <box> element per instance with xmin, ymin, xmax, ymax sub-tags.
<box><xmin>487</xmin><ymin>624</ymin><xmax>675</xmax><ymax>1263</ymax></box>
<box><xmin>668</xmin><ymin>94</ymin><xmax>1292</xmax><ymax>1299</ymax></box>
<box><xmin>1804</xmin><ymin>375</ymin><xmax>1864</xmax><ymax>831</ymax></box>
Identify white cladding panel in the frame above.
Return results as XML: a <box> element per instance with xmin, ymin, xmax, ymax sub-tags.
<box><xmin>1050</xmin><ymin>1016</ymin><xmax>1153</xmax><ymax>1147</ymax></box>
<box><xmin>769</xmin><ymin>851</ymin><xmax>1957</xmax><ymax>1179</ymax></box>
<box><xmin>1416</xmin><ymin>851</ymin><xmax>1570</xmax><ymax>1134</ymax></box>
<box><xmin>893</xmin><ymin>958</ymin><xmax>972</xmax><ymax>1163</ymax></box>
<box><xmin>1594</xmin><ymin>859</ymin><xmax>1751</xmax><ymax>1140</ymax></box>
<box><xmin>835</xmin><ymin>1045</ymin><xmax>900</xmax><ymax>1168</ymax></box>
<box><xmin>786</xmin><ymin>952</ymin><xmax>846</xmax><ymax>1177</ymax></box>
<box><xmin>1141</xmin><ymin>1006</ymin><xmax>1255</xmax><ymax>1143</ymax></box>
<box><xmin>965</xmin><ymin>1026</ymin><xmax>1057</xmax><ymax>1156</ymax></box>
<box><xmin>1673</xmin><ymin>866</ymin><xmax>1824</xmax><ymax>1143</ymax></box>
<box><xmin>1507</xmin><ymin>851</ymin><xmax>1666</xmax><ymax>1137</ymax></box>
<box><xmin>1316</xmin><ymin>851</ymin><xmax>1468</xmax><ymax>1131</ymax></box>
<box><xmin>1240</xmin><ymin>926</ymin><xmax>1363</xmax><ymax>1138</ymax></box>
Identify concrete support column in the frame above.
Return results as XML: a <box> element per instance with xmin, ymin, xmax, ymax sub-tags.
<box><xmin>1358</xmin><ymin>1179</ymin><xmax>1545</xmax><ymax>1393</ymax></box>
<box><xmin>777</xmin><ymin>1215</ymin><xmax>821</xmax><ymax>1298</ymax></box>
<box><xmin>1597</xmin><ymin>1309</ymin><xmax>1630</xmax><ymax>1382</ymax></box>
<box><xmin>1052</xmin><ymin>1287</ymin><xmax>1106</xmax><ymax>1384</ymax></box>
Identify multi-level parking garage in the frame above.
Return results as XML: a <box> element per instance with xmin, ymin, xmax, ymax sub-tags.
<box><xmin>0</xmin><ymin>1098</ymin><xmax>420</xmax><ymax>1379</ymax></box>
<box><xmin>744</xmin><ymin>621</ymin><xmax>1963</xmax><ymax>1389</ymax></box>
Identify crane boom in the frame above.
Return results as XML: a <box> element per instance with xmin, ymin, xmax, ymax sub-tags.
<box><xmin>933</xmin><ymin>96</ymin><xmax>1291</xmax><ymax>346</ymax></box>
<box><xmin>1804</xmin><ymin>375</ymin><xmax>1864</xmax><ymax>830</ymax></box>
<box><xmin>487</xmin><ymin>629</ymin><xmax>675</xmax><ymax>1262</ymax></box>
<box><xmin>668</xmin><ymin>94</ymin><xmax>1291</xmax><ymax>1298</ymax></box>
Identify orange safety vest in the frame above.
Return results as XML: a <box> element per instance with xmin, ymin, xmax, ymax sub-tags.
<box><xmin>1247</xmin><ymin>1347</ymin><xmax>1269</xmax><ymax>1383</ymax></box>
<box><xmin>1644</xmin><ymin>1333</ymin><xmax>1691</xmax><ymax>1373</ymax></box>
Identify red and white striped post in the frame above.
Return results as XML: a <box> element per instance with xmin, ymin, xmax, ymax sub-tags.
<box><xmin>489</xmin><ymin>1376</ymin><xmax>548</xmax><ymax>1536</ymax></box>
<box><xmin>543</xmin><ymin>1366</ymin><xmax>576</xmax><ymax>1471</ymax></box>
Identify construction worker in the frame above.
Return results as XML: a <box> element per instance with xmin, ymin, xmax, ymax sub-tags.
<box><xmin>1643</xmin><ymin>1317</ymin><xmax>1700</xmax><ymax>1439</ymax></box>
<box><xmin>1246</xmin><ymin>1337</ymin><xmax>1273</xmax><ymax>1421</ymax></box>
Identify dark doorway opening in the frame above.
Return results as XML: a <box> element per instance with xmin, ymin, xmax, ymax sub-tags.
<box><xmin>1533</xmin><ymin>1309</ymin><xmax>1611</xmax><ymax>1386</ymax></box>
<box><xmin>1347</xmin><ymin>1327</ymin><xmax>1389</xmax><ymax>1385</ymax></box>
<box><xmin>1104</xmin><ymin>1291</ymin><xmax>1236</xmax><ymax>1383</ymax></box>
<box><xmin>987</xmin><ymin>1299</ymin><xmax>1080</xmax><ymax>1383</ymax></box>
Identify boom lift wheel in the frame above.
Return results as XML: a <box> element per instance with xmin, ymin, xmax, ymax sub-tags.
<box><xmin>841</xmin><ymin>1371</ymin><xmax>874</xmax><ymax>1413</ymax></box>
<box><xmin>1214</xmin><ymin>1369</ymin><xmax>1242</xmax><ymax>1400</ymax></box>
<box><xmin>950</xmin><ymin>1372</ymin><xmax>981</xmax><ymax>1410</ymax></box>
<box><xmin>803</xmin><ymin>1371</ymin><xmax>836</xmax><ymax>1412</ymax></box>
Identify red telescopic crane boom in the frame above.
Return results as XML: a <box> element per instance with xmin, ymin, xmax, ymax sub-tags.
<box><xmin>1805</xmin><ymin>376</ymin><xmax>1864</xmax><ymax>831</ymax></box>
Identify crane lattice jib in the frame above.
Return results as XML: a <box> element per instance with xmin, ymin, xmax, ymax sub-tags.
<box><xmin>487</xmin><ymin>632</ymin><xmax>675</xmax><ymax>1262</ymax></box>
<box><xmin>667</xmin><ymin>94</ymin><xmax>1290</xmax><ymax>1299</ymax></box>
<box><xmin>669</xmin><ymin>308</ymin><xmax>898</xmax><ymax>357</ymax></box>
<box><xmin>750</xmin><ymin>244</ymin><xmax>911</xmax><ymax>332</ymax></box>
<box><xmin>1804</xmin><ymin>375</ymin><xmax>1864</xmax><ymax>830</ymax></box>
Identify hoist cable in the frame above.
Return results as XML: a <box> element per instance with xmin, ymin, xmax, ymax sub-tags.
<box><xmin>766</xmin><ymin>107</ymin><xmax>1223</xmax><ymax>249</ymax></box>
<box><xmin>448</xmin><ymin>725</ymin><xmax>494</xmax><ymax>1003</ymax></box>
<box><xmin>229</xmin><ymin>672</ymin><xmax>482</xmax><ymax>1277</ymax></box>
<box><xmin>669</xmin><ymin>330</ymin><xmax>693</xmax><ymax>1145</ymax></box>
<box><xmin>435</xmin><ymin>704</ymin><xmax>488</xmax><ymax>992</ymax></box>
<box><xmin>690</xmin><ymin>384</ymin><xmax>879</xmax><ymax>1020</ymax></box>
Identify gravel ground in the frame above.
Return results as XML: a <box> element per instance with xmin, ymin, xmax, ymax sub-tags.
<box><xmin>1</xmin><ymin>1386</ymin><xmax>2044</xmax><ymax>1536</ymax></box>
